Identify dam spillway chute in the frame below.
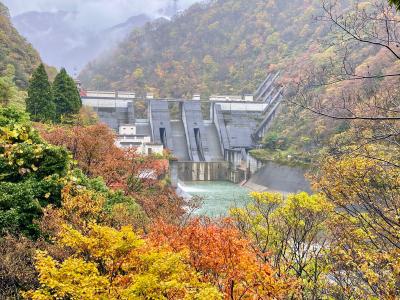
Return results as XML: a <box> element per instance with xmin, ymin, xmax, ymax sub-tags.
<box><xmin>182</xmin><ymin>101</ymin><xmax>210</xmax><ymax>162</ymax></box>
<box><xmin>170</xmin><ymin>120</ymin><xmax>190</xmax><ymax>161</ymax></box>
<box><xmin>149</xmin><ymin>100</ymin><xmax>174</xmax><ymax>152</ymax></box>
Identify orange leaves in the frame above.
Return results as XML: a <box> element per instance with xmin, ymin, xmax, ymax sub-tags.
<box><xmin>151</xmin><ymin>219</ymin><xmax>295</xmax><ymax>299</ymax></box>
<box><xmin>37</xmin><ymin>123</ymin><xmax>187</xmax><ymax>223</ymax></box>
<box><xmin>37</xmin><ymin>123</ymin><xmax>169</xmax><ymax>189</ymax></box>
<box><xmin>135</xmin><ymin>187</ymin><xmax>186</xmax><ymax>223</ymax></box>
<box><xmin>24</xmin><ymin>224</ymin><xmax>222</xmax><ymax>300</ymax></box>
<box><xmin>37</xmin><ymin>123</ymin><xmax>120</xmax><ymax>177</ymax></box>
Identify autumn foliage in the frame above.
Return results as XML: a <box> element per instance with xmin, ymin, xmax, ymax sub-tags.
<box><xmin>151</xmin><ymin>219</ymin><xmax>296</xmax><ymax>299</ymax></box>
<box><xmin>36</xmin><ymin>123</ymin><xmax>187</xmax><ymax>222</ymax></box>
<box><xmin>2</xmin><ymin>0</ymin><xmax>400</xmax><ymax>297</ymax></box>
<box><xmin>23</xmin><ymin>224</ymin><xmax>221</xmax><ymax>300</ymax></box>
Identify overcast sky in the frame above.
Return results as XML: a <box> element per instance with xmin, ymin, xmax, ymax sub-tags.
<box><xmin>3</xmin><ymin>0</ymin><xmax>199</xmax><ymax>29</ymax></box>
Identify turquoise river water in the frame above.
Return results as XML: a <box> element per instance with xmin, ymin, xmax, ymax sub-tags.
<box><xmin>179</xmin><ymin>181</ymin><xmax>252</xmax><ymax>217</ymax></box>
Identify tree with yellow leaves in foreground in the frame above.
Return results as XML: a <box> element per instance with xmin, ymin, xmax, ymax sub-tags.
<box><xmin>315</xmin><ymin>154</ymin><xmax>400</xmax><ymax>299</ymax></box>
<box><xmin>230</xmin><ymin>192</ymin><xmax>334</xmax><ymax>299</ymax></box>
<box><xmin>23</xmin><ymin>224</ymin><xmax>221</xmax><ymax>300</ymax></box>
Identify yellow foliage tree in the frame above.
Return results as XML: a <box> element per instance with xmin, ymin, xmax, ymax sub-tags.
<box><xmin>315</xmin><ymin>153</ymin><xmax>400</xmax><ymax>299</ymax></box>
<box><xmin>23</xmin><ymin>224</ymin><xmax>222</xmax><ymax>300</ymax></box>
<box><xmin>231</xmin><ymin>192</ymin><xmax>334</xmax><ymax>299</ymax></box>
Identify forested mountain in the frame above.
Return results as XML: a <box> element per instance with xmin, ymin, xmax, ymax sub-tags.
<box><xmin>78</xmin><ymin>0</ymin><xmax>347</xmax><ymax>160</ymax></box>
<box><xmin>80</xmin><ymin>0</ymin><xmax>399</xmax><ymax>166</ymax></box>
<box><xmin>0</xmin><ymin>2</ymin><xmax>41</xmax><ymax>88</ymax></box>
<box><xmin>79</xmin><ymin>0</ymin><xmax>328</xmax><ymax>97</ymax></box>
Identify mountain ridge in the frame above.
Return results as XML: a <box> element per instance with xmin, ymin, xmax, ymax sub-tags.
<box><xmin>0</xmin><ymin>2</ymin><xmax>41</xmax><ymax>88</ymax></box>
<box><xmin>78</xmin><ymin>0</ymin><xmax>394</xmax><ymax>165</ymax></box>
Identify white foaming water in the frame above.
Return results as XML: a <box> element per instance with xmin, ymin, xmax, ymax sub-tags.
<box><xmin>181</xmin><ymin>181</ymin><xmax>251</xmax><ymax>217</ymax></box>
<box><xmin>178</xmin><ymin>182</ymin><xmax>206</xmax><ymax>193</ymax></box>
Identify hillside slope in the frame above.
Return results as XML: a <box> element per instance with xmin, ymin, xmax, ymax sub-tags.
<box><xmin>79</xmin><ymin>0</ymin><xmax>328</xmax><ymax>97</ymax></box>
<box><xmin>80</xmin><ymin>0</ymin><xmax>397</xmax><ymax>166</ymax></box>
<box><xmin>0</xmin><ymin>2</ymin><xmax>41</xmax><ymax>88</ymax></box>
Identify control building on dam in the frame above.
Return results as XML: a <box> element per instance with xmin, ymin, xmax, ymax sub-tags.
<box><xmin>79</xmin><ymin>73</ymin><xmax>283</xmax><ymax>183</ymax></box>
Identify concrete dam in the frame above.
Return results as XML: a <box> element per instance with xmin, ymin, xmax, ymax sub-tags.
<box><xmin>79</xmin><ymin>74</ymin><xmax>284</xmax><ymax>184</ymax></box>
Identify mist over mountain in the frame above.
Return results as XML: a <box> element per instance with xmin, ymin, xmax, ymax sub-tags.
<box><xmin>7</xmin><ymin>0</ymin><xmax>199</xmax><ymax>74</ymax></box>
<box><xmin>12</xmin><ymin>11</ymin><xmax>151</xmax><ymax>74</ymax></box>
<box><xmin>3</xmin><ymin>0</ymin><xmax>197</xmax><ymax>26</ymax></box>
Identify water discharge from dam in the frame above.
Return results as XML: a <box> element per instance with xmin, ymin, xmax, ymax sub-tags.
<box><xmin>180</xmin><ymin>181</ymin><xmax>252</xmax><ymax>217</ymax></box>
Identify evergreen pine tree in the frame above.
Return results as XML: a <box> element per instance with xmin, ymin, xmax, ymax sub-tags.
<box><xmin>26</xmin><ymin>64</ymin><xmax>55</xmax><ymax>122</ymax></box>
<box><xmin>53</xmin><ymin>68</ymin><xmax>82</xmax><ymax>121</ymax></box>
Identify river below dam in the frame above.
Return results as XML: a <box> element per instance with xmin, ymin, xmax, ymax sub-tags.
<box><xmin>179</xmin><ymin>181</ymin><xmax>252</xmax><ymax>217</ymax></box>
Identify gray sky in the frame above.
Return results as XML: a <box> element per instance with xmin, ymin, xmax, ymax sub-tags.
<box><xmin>3</xmin><ymin>0</ymin><xmax>199</xmax><ymax>29</ymax></box>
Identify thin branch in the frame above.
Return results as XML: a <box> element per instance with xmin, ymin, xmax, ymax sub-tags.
<box><xmin>287</xmin><ymin>98</ymin><xmax>400</xmax><ymax>120</ymax></box>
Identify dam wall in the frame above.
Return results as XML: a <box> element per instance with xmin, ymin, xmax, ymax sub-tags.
<box><xmin>81</xmin><ymin>73</ymin><xmax>286</xmax><ymax>182</ymax></box>
<box><xmin>170</xmin><ymin>161</ymin><xmax>231</xmax><ymax>186</ymax></box>
<box><xmin>245</xmin><ymin>160</ymin><xmax>312</xmax><ymax>194</ymax></box>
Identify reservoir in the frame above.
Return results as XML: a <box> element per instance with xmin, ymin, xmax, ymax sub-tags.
<box><xmin>179</xmin><ymin>181</ymin><xmax>252</xmax><ymax>217</ymax></box>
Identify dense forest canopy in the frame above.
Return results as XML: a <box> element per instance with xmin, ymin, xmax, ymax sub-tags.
<box><xmin>0</xmin><ymin>2</ymin><xmax>41</xmax><ymax>88</ymax></box>
<box><xmin>80</xmin><ymin>0</ymin><xmax>329</xmax><ymax>98</ymax></box>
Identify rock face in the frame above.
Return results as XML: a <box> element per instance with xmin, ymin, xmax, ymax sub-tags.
<box><xmin>0</xmin><ymin>2</ymin><xmax>41</xmax><ymax>88</ymax></box>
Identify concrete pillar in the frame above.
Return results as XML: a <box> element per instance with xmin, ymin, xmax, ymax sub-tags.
<box><xmin>170</xmin><ymin>161</ymin><xmax>179</xmax><ymax>187</ymax></box>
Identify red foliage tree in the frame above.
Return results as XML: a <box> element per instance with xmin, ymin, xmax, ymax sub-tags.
<box><xmin>37</xmin><ymin>123</ymin><xmax>188</xmax><ymax>222</ymax></box>
<box><xmin>150</xmin><ymin>219</ymin><xmax>296</xmax><ymax>299</ymax></box>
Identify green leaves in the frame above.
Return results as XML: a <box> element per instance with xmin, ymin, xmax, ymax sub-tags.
<box><xmin>0</xmin><ymin>181</ymin><xmax>43</xmax><ymax>237</ymax></box>
<box><xmin>0</xmin><ymin>126</ymin><xmax>69</xmax><ymax>182</ymax></box>
<box><xmin>25</xmin><ymin>64</ymin><xmax>55</xmax><ymax>123</ymax></box>
<box><xmin>0</xmin><ymin>108</ymin><xmax>70</xmax><ymax>238</ymax></box>
<box><xmin>53</xmin><ymin>68</ymin><xmax>82</xmax><ymax>122</ymax></box>
<box><xmin>0</xmin><ymin>106</ymin><xmax>29</xmax><ymax>127</ymax></box>
<box><xmin>26</xmin><ymin>65</ymin><xmax>82</xmax><ymax>123</ymax></box>
<box><xmin>0</xmin><ymin>64</ymin><xmax>18</xmax><ymax>107</ymax></box>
